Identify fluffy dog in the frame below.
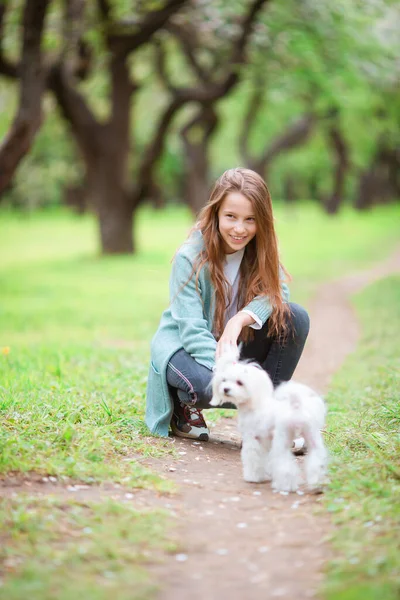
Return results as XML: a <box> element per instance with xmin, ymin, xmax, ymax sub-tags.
<box><xmin>211</xmin><ymin>349</ymin><xmax>275</xmax><ymax>483</ymax></box>
<box><xmin>271</xmin><ymin>380</ymin><xmax>327</xmax><ymax>492</ymax></box>
<box><xmin>210</xmin><ymin>348</ymin><xmax>327</xmax><ymax>492</ymax></box>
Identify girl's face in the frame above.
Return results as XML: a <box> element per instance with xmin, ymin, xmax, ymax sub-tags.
<box><xmin>218</xmin><ymin>192</ymin><xmax>257</xmax><ymax>254</ymax></box>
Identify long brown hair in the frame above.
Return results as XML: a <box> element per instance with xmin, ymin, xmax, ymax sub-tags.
<box><xmin>187</xmin><ymin>168</ymin><xmax>290</xmax><ymax>340</ymax></box>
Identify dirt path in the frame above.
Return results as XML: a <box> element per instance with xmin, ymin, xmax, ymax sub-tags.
<box><xmin>140</xmin><ymin>246</ymin><xmax>400</xmax><ymax>600</ymax></box>
<box><xmin>1</xmin><ymin>248</ymin><xmax>399</xmax><ymax>599</ymax></box>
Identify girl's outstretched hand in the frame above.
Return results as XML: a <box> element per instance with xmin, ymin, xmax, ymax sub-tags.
<box><xmin>216</xmin><ymin>311</ymin><xmax>255</xmax><ymax>359</ymax></box>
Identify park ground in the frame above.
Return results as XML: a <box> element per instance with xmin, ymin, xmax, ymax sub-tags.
<box><xmin>0</xmin><ymin>203</ymin><xmax>399</xmax><ymax>599</ymax></box>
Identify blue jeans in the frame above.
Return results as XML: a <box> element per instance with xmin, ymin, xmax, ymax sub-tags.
<box><xmin>166</xmin><ymin>303</ymin><xmax>310</xmax><ymax>409</ymax></box>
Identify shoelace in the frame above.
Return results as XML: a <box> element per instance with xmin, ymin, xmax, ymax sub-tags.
<box><xmin>184</xmin><ymin>405</ymin><xmax>206</xmax><ymax>427</ymax></box>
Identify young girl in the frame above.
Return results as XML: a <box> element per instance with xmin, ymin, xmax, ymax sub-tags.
<box><xmin>145</xmin><ymin>168</ymin><xmax>309</xmax><ymax>441</ymax></box>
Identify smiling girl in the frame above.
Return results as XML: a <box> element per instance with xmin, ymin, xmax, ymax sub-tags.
<box><xmin>145</xmin><ymin>168</ymin><xmax>310</xmax><ymax>441</ymax></box>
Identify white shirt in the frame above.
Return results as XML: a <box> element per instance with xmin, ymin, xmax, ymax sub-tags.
<box><xmin>223</xmin><ymin>249</ymin><xmax>262</xmax><ymax>329</ymax></box>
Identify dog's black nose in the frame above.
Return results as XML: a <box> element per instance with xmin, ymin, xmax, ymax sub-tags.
<box><xmin>223</xmin><ymin>387</ymin><xmax>230</xmax><ymax>395</ymax></box>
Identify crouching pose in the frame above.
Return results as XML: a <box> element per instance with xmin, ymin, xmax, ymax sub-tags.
<box><xmin>145</xmin><ymin>168</ymin><xmax>310</xmax><ymax>443</ymax></box>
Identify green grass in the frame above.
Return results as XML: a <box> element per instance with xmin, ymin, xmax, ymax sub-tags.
<box><xmin>0</xmin><ymin>496</ymin><xmax>177</xmax><ymax>599</ymax></box>
<box><xmin>0</xmin><ymin>202</ymin><xmax>399</xmax><ymax>479</ymax></box>
<box><xmin>0</xmin><ymin>204</ymin><xmax>400</xmax><ymax>478</ymax></box>
<box><xmin>323</xmin><ymin>275</ymin><xmax>400</xmax><ymax>600</ymax></box>
<box><xmin>0</xmin><ymin>345</ymin><xmax>175</xmax><ymax>487</ymax></box>
<box><xmin>0</xmin><ymin>202</ymin><xmax>399</xmax><ymax>598</ymax></box>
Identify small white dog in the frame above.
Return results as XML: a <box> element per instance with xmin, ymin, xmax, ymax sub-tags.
<box><xmin>271</xmin><ymin>380</ymin><xmax>328</xmax><ymax>492</ymax></box>
<box><xmin>210</xmin><ymin>348</ymin><xmax>327</xmax><ymax>492</ymax></box>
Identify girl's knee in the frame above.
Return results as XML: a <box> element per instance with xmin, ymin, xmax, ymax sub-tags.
<box><xmin>174</xmin><ymin>366</ymin><xmax>213</xmax><ymax>407</ymax></box>
<box><xmin>190</xmin><ymin>368</ymin><xmax>213</xmax><ymax>394</ymax></box>
<box><xmin>287</xmin><ymin>303</ymin><xmax>310</xmax><ymax>341</ymax></box>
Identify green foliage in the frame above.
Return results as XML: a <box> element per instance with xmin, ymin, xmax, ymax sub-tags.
<box><xmin>213</xmin><ymin>0</ymin><xmax>400</xmax><ymax>197</ymax></box>
<box><xmin>1</xmin><ymin>89</ymin><xmax>80</xmax><ymax>210</ymax></box>
<box><xmin>1</xmin><ymin>0</ymin><xmax>399</xmax><ymax>210</ymax></box>
<box><xmin>323</xmin><ymin>276</ymin><xmax>400</xmax><ymax>600</ymax></box>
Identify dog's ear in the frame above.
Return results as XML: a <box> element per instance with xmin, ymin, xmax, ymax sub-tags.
<box><xmin>209</xmin><ymin>394</ymin><xmax>221</xmax><ymax>407</ymax></box>
<box><xmin>209</xmin><ymin>369</ymin><xmax>225</xmax><ymax>406</ymax></box>
<box><xmin>214</xmin><ymin>343</ymin><xmax>239</xmax><ymax>372</ymax></box>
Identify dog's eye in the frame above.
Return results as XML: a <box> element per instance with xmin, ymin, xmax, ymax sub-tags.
<box><xmin>236</xmin><ymin>380</ymin><xmax>243</xmax><ymax>386</ymax></box>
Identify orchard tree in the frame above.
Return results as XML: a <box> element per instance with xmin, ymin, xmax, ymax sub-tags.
<box><xmin>0</xmin><ymin>1</ymin><xmax>51</xmax><ymax>196</ymax></box>
<box><xmin>0</xmin><ymin>0</ymin><xmax>188</xmax><ymax>253</ymax></box>
<box><xmin>237</xmin><ymin>0</ymin><xmax>400</xmax><ymax>212</ymax></box>
<box><xmin>0</xmin><ymin>0</ymin><xmax>272</xmax><ymax>248</ymax></box>
<box><xmin>154</xmin><ymin>0</ymin><xmax>271</xmax><ymax>213</ymax></box>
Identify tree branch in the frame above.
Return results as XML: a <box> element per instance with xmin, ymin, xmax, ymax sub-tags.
<box><xmin>133</xmin><ymin>96</ymin><xmax>186</xmax><ymax>207</ymax></box>
<box><xmin>96</xmin><ymin>0</ymin><xmax>111</xmax><ymax>20</ymax></box>
<box><xmin>221</xmin><ymin>0</ymin><xmax>269</xmax><ymax>92</ymax></box>
<box><xmin>136</xmin><ymin>0</ymin><xmax>269</xmax><ymax>210</ymax></box>
<box><xmin>239</xmin><ymin>79</ymin><xmax>266</xmax><ymax>165</ymax></box>
<box><xmin>0</xmin><ymin>0</ymin><xmax>51</xmax><ymax>196</ymax></box>
<box><xmin>253</xmin><ymin>113</ymin><xmax>316</xmax><ymax>174</ymax></box>
<box><xmin>166</xmin><ymin>0</ymin><xmax>270</xmax><ymax>104</ymax></box>
<box><xmin>62</xmin><ymin>0</ymin><xmax>86</xmax><ymax>74</ymax></box>
<box><xmin>46</xmin><ymin>0</ymin><xmax>100</xmax><ymax>158</ymax></box>
<box><xmin>48</xmin><ymin>62</ymin><xmax>101</xmax><ymax>160</ymax></box>
<box><xmin>109</xmin><ymin>53</ymin><xmax>136</xmax><ymax>145</ymax></box>
<box><xmin>108</xmin><ymin>0</ymin><xmax>188</xmax><ymax>57</ymax></box>
<box><xmin>154</xmin><ymin>39</ymin><xmax>177</xmax><ymax>94</ymax></box>
<box><xmin>324</xmin><ymin>120</ymin><xmax>349</xmax><ymax>214</ymax></box>
<box><xmin>166</xmin><ymin>22</ymin><xmax>209</xmax><ymax>83</ymax></box>
<box><xmin>0</xmin><ymin>2</ymin><xmax>18</xmax><ymax>78</ymax></box>
<box><xmin>181</xmin><ymin>104</ymin><xmax>218</xmax><ymax>142</ymax></box>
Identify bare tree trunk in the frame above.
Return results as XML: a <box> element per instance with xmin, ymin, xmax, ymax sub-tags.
<box><xmin>181</xmin><ymin>106</ymin><xmax>218</xmax><ymax>214</ymax></box>
<box><xmin>0</xmin><ymin>0</ymin><xmax>50</xmax><ymax>195</ymax></box>
<box><xmin>308</xmin><ymin>174</ymin><xmax>322</xmax><ymax>202</ymax></box>
<box><xmin>84</xmin><ymin>151</ymin><xmax>134</xmax><ymax>252</ymax></box>
<box><xmin>283</xmin><ymin>175</ymin><xmax>297</xmax><ymax>203</ymax></box>
<box><xmin>97</xmin><ymin>198</ymin><xmax>134</xmax><ymax>254</ymax></box>
<box><xmin>324</xmin><ymin>125</ymin><xmax>349</xmax><ymax>214</ymax></box>
<box><xmin>183</xmin><ymin>144</ymin><xmax>211</xmax><ymax>215</ymax></box>
<box><xmin>64</xmin><ymin>182</ymin><xmax>87</xmax><ymax>214</ymax></box>
<box><xmin>48</xmin><ymin>36</ymin><xmax>136</xmax><ymax>253</ymax></box>
<box><xmin>252</xmin><ymin>114</ymin><xmax>316</xmax><ymax>178</ymax></box>
<box><xmin>355</xmin><ymin>145</ymin><xmax>400</xmax><ymax>210</ymax></box>
<box><xmin>355</xmin><ymin>168</ymin><xmax>378</xmax><ymax>210</ymax></box>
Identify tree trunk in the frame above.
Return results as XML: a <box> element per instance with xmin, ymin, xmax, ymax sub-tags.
<box><xmin>0</xmin><ymin>0</ymin><xmax>50</xmax><ymax>196</ymax></box>
<box><xmin>49</xmin><ymin>48</ymin><xmax>136</xmax><ymax>254</ymax></box>
<box><xmin>354</xmin><ymin>144</ymin><xmax>399</xmax><ymax>210</ymax></box>
<box><xmin>183</xmin><ymin>143</ymin><xmax>211</xmax><ymax>214</ymax></box>
<box><xmin>355</xmin><ymin>169</ymin><xmax>379</xmax><ymax>210</ymax></box>
<box><xmin>324</xmin><ymin>125</ymin><xmax>349</xmax><ymax>214</ymax></box>
<box><xmin>181</xmin><ymin>107</ymin><xmax>218</xmax><ymax>214</ymax></box>
<box><xmin>98</xmin><ymin>200</ymin><xmax>134</xmax><ymax>254</ymax></box>
<box><xmin>85</xmin><ymin>153</ymin><xmax>134</xmax><ymax>253</ymax></box>
<box><xmin>283</xmin><ymin>175</ymin><xmax>297</xmax><ymax>203</ymax></box>
<box><xmin>64</xmin><ymin>182</ymin><xmax>87</xmax><ymax>214</ymax></box>
<box><xmin>251</xmin><ymin>114</ymin><xmax>316</xmax><ymax>180</ymax></box>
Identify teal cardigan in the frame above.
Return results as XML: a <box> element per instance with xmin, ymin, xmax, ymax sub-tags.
<box><xmin>145</xmin><ymin>231</ymin><xmax>290</xmax><ymax>437</ymax></box>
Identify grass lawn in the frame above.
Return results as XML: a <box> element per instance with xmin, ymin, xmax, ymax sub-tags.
<box><xmin>0</xmin><ymin>497</ymin><xmax>177</xmax><ymax>600</ymax></box>
<box><xmin>0</xmin><ymin>202</ymin><xmax>399</xmax><ymax>597</ymax></box>
<box><xmin>323</xmin><ymin>275</ymin><xmax>400</xmax><ymax>600</ymax></box>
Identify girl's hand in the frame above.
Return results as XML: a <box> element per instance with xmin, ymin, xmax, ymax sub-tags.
<box><xmin>216</xmin><ymin>311</ymin><xmax>255</xmax><ymax>359</ymax></box>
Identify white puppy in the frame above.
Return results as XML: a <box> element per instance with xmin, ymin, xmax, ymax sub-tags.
<box><xmin>210</xmin><ymin>348</ymin><xmax>328</xmax><ymax>492</ymax></box>
<box><xmin>210</xmin><ymin>347</ymin><xmax>275</xmax><ymax>483</ymax></box>
<box><xmin>271</xmin><ymin>381</ymin><xmax>327</xmax><ymax>492</ymax></box>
